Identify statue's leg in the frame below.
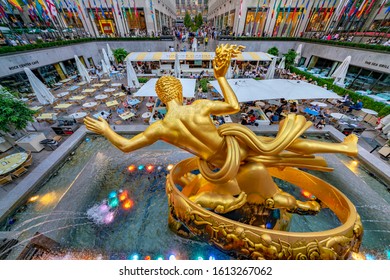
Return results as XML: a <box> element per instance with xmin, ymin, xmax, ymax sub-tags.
<box><xmin>236</xmin><ymin>162</ymin><xmax>320</xmax><ymax>214</ymax></box>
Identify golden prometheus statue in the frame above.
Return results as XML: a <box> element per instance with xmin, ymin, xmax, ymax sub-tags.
<box><xmin>85</xmin><ymin>44</ymin><xmax>363</xmax><ymax>260</ymax></box>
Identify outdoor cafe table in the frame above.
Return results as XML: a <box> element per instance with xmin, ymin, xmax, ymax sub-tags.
<box><xmin>60</xmin><ymin>78</ymin><xmax>71</xmax><ymax>84</ymax></box>
<box><xmin>93</xmin><ymin>111</ymin><xmax>110</xmax><ymax>119</ymax></box>
<box><xmin>330</xmin><ymin>113</ymin><xmax>348</xmax><ymax>120</ymax></box>
<box><xmin>111</xmin><ymin>83</ymin><xmax>122</xmax><ymax>87</ymax></box>
<box><xmin>77</xmin><ymin>81</ymin><xmax>87</xmax><ymax>87</ymax></box>
<box><xmin>36</xmin><ymin>112</ymin><xmax>57</xmax><ymax>120</ymax></box>
<box><xmin>92</xmin><ymin>83</ymin><xmax>105</xmax><ymax>88</ymax></box>
<box><xmin>104</xmin><ymin>88</ymin><xmax>116</xmax><ymax>93</ymax></box>
<box><xmin>310</xmin><ymin>101</ymin><xmax>327</xmax><ymax>108</ymax></box>
<box><xmin>57</xmin><ymin>91</ymin><xmax>70</xmax><ymax>98</ymax></box>
<box><xmin>95</xmin><ymin>94</ymin><xmax>108</xmax><ymax>101</ymax></box>
<box><xmin>100</xmin><ymin>79</ymin><xmax>111</xmax><ymax>83</ymax></box>
<box><xmin>67</xmin><ymin>85</ymin><xmax>80</xmax><ymax>92</ymax></box>
<box><xmin>106</xmin><ymin>100</ymin><xmax>119</xmax><ymax>108</ymax></box>
<box><xmin>361</xmin><ymin>108</ymin><xmax>378</xmax><ymax>116</ymax></box>
<box><xmin>68</xmin><ymin>112</ymin><xmax>88</xmax><ymax>122</ymax></box>
<box><xmin>69</xmin><ymin>95</ymin><xmax>86</xmax><ymax>102</ymax></box>
<box><xmin>29</xmin><ymin>106</ymin><xmax>43</xmax><ymax>112</ymax></box>
<box><xmin>142</xmin><ymin>112</ymin><xmax>152</xmax><ymax>119</ymax></box>
<box><xmin>81</xmin><ymin>88</ymin><xmax>97</xmax><ymax>95</ymax></box>
<box><xmin>82</xmin><ymin>102</ymin><xmax>98</xmax><ymax>109</ymax></box>
<box><xmin>119</xmin><ymin>111</ymin><xmax>135</xmax><ymax>121</ymax></box>
<box><xmin>54</xmin><ymin>103</ymin><xmax>73</xmax><ymax>110</ymax></box>
<box><xmin>127</xmin><ymin>99</ymin><xmax>141</xmax><ymax>106</ymax></box>
<box><xmin>0</xmin><ymin>152</ymin><xmax>28</xmax><ymax>176</ymax></box>
<box><xmin>303</xmin><ymin>108</ymin><xmax>319</xmax><ymax>116</ymax></box>
<box><xmin>113</xmin><ymin>92</ymin><xmax>126</xmax><ymax>99</ymax></box>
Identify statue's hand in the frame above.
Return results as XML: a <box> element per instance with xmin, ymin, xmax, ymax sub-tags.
<box><xmin>213</xmin><ymin>44</ymin><xmax>245</xmax><ymax>78</ymax></box>
<box><xmin>84</xmin><ymin>116</ymin><xmax>110</xmax><ymax>135</ymax></box>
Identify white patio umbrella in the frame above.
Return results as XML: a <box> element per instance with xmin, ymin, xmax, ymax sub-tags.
<box><xmin>101</xmin><ymin>59</ymin><xmax>109</xmax><ymax>75</ymax></box>
<box><xmin>134</xmin><ymin>78</ymin><xmax>196</xmax><ymax>98</ymax></box>
<box><xmin>226</xmin><ymin>65</ymin><xmax>233</xmax><ymax>79</ymax></box>
<box><xmin>107</xmin><ymin>43</ymin><xmax>115</xmax><ymax>62</ymax></box>
<box><xmin>102</xmin><ymin>48</ymin><xmax>111</xmax><ymax>67</ymax></box>
<box><xmin>264</xmin><ymin>57</ymin><xmax>277</xmax><ymax>79</ymax></box>
<box><xmin>24</xmin><ymin>67</ymin><xmax>55</xmax><ymax>105</ymax></box>
<box><xmin>174</xmin><ymin>53</ymin><xmax>181</xmax><ymax>78</ymax></box>
<box><xmin>209</xmin><ymin>79</ymin><xmax>284</xmax><ymax>102</ymax></box>
<box><xmin>278</xmin><ymin>56</ymin><xmax>285</xmax><ymax>69</ymax></box>
<box><xmin>258</xmin><ymin>79</ymin><xmax>342</xmax><ymax>100</ymax></box>
<box><xmin>127</xmin><ymin>58</ymin><xmax>140</xmax><ymax>88</ymax></box>
<box><xmin>331</xmin><ymin>56</ymin><xmax>351</xmax><ymax>87</ymax></box>
<box><xmin>294</xmin><ymin>44</ymin><xmax>302</xmax><ymax>65</ymax></box>
<box><xmin>74</xmin><ymin>55</ymin><xmax>91</xmax><ymax>83</ymax></box>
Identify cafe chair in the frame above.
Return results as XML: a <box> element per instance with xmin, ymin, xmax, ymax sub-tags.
<box><xmin>23</xmin><ymin>154</ymin><xmax>33</xmax><ymax>168</ymax></box>
<box><xmin>11</xmin><ymin>166</ymin><xmax>28</xmax><ymax>178</ymax></box>
<box><xmin>0</xmin><ymin>175</ymin><xmax>13</xmax><ymax>186</ymax></box>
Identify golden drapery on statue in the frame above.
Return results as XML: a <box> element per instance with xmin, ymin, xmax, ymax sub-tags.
<box><xmin>85</xmin><ymin>44</ymin><xmax>363</xmax><ymax>260</ymax></box>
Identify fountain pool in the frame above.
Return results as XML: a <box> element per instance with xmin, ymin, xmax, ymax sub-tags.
<box><xmin>0</xmin><ymin>134</ymin><xmax>389</xmax><ymax>260</ymax></box>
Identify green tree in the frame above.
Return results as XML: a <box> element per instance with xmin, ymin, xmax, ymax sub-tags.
<box><xmin>195</xmin><ymin>13</ymin><xmax>203</xmax><ymax>29</ymax></box>
<box><xmin>0</xmin><ymin>92</ymin><xmax>35</xmax><ymax>133</ymax></box>
<box><xmin>284</xmin><ymin>49</ymin><xmax>297</xmax><ymax>69</ymax></box>
<box><xmin>113</xmin><ymin>48</ymin><xmax>129</xmax><ymax>64</ymax></box>
<box><xmin>267</xmin><ymin>47</ymin><xmax>279</xmax><ymax>57</ymax></box>
<box><xmin>184</xmin><ymin>12</ymin><xmax>192</xmax><ymax>29</ymax></box>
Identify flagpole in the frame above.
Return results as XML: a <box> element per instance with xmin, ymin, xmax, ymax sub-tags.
<box><xmin>84</xmin><ymin>1</ymin><xmax>98</xmax><ymax>37</ymax></box>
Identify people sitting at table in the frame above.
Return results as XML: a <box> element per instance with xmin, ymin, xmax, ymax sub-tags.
<box><xmin>315</xmin><ymin>119</ymin><xmax>326</xmax><ymax>130</ymax></box>
<box><xmin>241</xmin><ymin>116</ymin><xmax>250</xmax><ymax>125</ymax></box>
<box><xmin>116</xmin><ymin>106</ymin><xmax>125</xmax><ymax>115</ymax></box>
<box><xmin>121</xmin><ymin>84</ymin><xmax>127</xmax><ymax>92</ymax></box>
<box><xmin>148</xmin><ymin>96</ymin><xmax>155</xmax><ymax>103</ymax></box>
<box><xmin>153</xmin><ymin>110</ymin><xmax>163</xmax><ymax>120</ymax></box>
<box><xmin>269</xmin><ymin>113</ymin><xmax>280</xmax><ymax>125</ymax></box>
<box><xmin>275</xmin><ymin>104</ymin><xmax>287</xmax><ymax>116</ymax></box>
<box><xmin>347</xmin><ymin>99</ymin><xmax>363</xmax><ymax>113</ymax></box>
<box><xmin>311</xmin><ymin>104</ymin><xmax>321</xmax><ymax>112</ymax></box>
<box><xmin>290</xmin><ymin>103</ymin><xmax>298</xmax><ymax>113</ymax></box>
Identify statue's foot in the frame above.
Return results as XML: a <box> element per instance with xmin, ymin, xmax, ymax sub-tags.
<box><xmin>265</xmin><ymin>192</ymin><xmax>321</xmax><ymax>215</ymax></box>
<box><xmin>189</xmin><ymin>191</ymin><xmax>247</xmax><ymax>214</ymax></box>
<box><xmin>343</xmin><ymin>134</ymin><xmax>358</xmax><ymax>156</ymax></box>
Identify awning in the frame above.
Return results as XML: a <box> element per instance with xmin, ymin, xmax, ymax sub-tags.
<box><xmin>134</xmin><ymin>78</ymin><xmax>196</xmax><ymax>98</ymax></box>
<box><xmin>126</xmin><ymin>52</ymin><xmax>273</xmax><ymax>62</ymax></box>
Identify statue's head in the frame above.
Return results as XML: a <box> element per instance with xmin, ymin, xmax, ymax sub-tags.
<box><xmin>155</xmin><ymin>76</ymin><xmax>183</xmax><ymax>104</ymax></box>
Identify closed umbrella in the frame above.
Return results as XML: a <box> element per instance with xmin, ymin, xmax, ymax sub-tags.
<box><xmin>174</xmin><ymin>53</ymin><xmax>181</xmax><ymax>78</ymax></box>
<box><xmin>226</xmin><ymin>64</ymin><xmax>233</xmax><ymax>79</ymax></box>
<box><xmin>278</xmin><ymin>56</ymin><xmax>285</xmax><ymax>69</ymax></box>
<box><xmin>127</xmin><ymin>58</ymin><xmax>140</xmax><ymax>88</ymax></box>
<box><xmin>331</xmin><ymin>56</ymin><xmax>351</xmax><ymax>87</ymax></box>
<box><xmin>102</xmin><ymin>48</ymin><xmax>111</xmax><ymax>67</ymax></box>
<box><xmin>107</xmin><ymin>43</ymin><xmax>115</xmax><ymax>62</ymax></box>
<box><xmin>24</xmin><ymin>68</ymin><xmax>55</xmax><ymax>105</ymax></box>
<box><xmin>294</xmin><ymin>44</ymin><xmax>302</xmax><ymax>65</ymax></box>
<box><xmin>264</xmin><ymin>57</ymin><xmax>277</xmax><ymax>80</ymax></box>
<box><xmin>101</xmin><ymin>60</ymin><xmax>110</xmax><ymax>75</ymax></box>
<box><xmin>74</xmin><ymin>55</ymin><xmax>91</xmax><ymax>83</ymax></box>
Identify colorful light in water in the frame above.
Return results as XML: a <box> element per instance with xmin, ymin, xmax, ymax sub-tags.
<box><xmin>157</xmin><ymin>166</ymin><xmax>163</xmax><ymax>171</ymax></box>
<box><xmin>85</xmin><ymin>138</ymin><xmax>90</xmax><ymax>142</ymax></box>
<box><xmin>28</xmin><ymin>195</ymin><xmax>39</xmax><ymax>203</ymax></box>
<box><xmin>209</xmin><ymin>256</ymin><xmax>215</xmax><ymax>260</ymax></box>
<box><xmin>146</xmin><ymin>165</ymin><xmax>154</xmax><ymax>172</ymax></box>
<box><xmin>130</xmin><ymin>254</ymin><xmax>139</xmax><ymax>260</ymax></box>
<box><xmin>108</xmin><ymin>198</ymin><xmax>119</xmax><ymax>208</ymax></box>
<box><xmin>156</xmin><ymin>256</ymin><xmax>164</xmax><ymax>260</ymax></box>
<box><xmin>365</xmin><ymin>253</ymin><xmax>375</xmax><ymax>260</ymax></box>
<box><xmin>138</xmin><ymin>165</ymin><xmax>144</xmax><ymax>170</ymax></box>
<box><xmin>122</xmin><ymin>199</ymin><xmax>133</xmax><ymax>210</ymax></box>
<box><xmin>169</xmin><ymin>254</ymin><xmax>176</xmax><ymax>260</ymax></box>
<box><xmin>103</xmin><ymin>212</ymin><xmax>115</xmax><ymax>224</ymax></box>
<box><xmin>99</xmin><ymin>204</ymin><xmax>109</xmax><ymax>213</ymax></box>
<box><xmin>197</xmin><ymin>256</ymin><xmax>203</xmax><ymax>260</ymax></box>
<box><xmin>265</xmin><ymin>222</ymin><xmax>272</xmax><ymax>229</ymax></box>
<box><xmin>301</xmin><ymin>190</ymin><xmax>312</xmax><ymax>199</ymax></box>
<box><xmin>144</xmin><ymin>256</ymin><xmax>151</xmax><ymax>260</ymax></box>
<box><xmin>108</xmin><ymin>191</ymin><xmax>117</xmax><ymax>199</ymax></box>
<box><xmin>127</xmin><ymin>165</ymin><xmax>136</xmax><ymax>172</ymax></box>
<box><xmin>167</xmin><ymin>164</ymin><xmax>174</xmax><ymax>171</ymax></box>
<box><xmin>386</xmin><ymin>250</ymin><xmax>390</xmax><ymax>260</ymax></box>
<box><xmin>118</xmin><ymin>190</ymin><xmax>128</xmax><ymax>202</ymax></box>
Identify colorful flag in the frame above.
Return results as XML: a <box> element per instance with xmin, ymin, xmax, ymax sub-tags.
<box><xmin>0</xmin><ymin>2</ymin><xmax>8</xmax><ymax>18</ymax></box>
<box><xmin>375</xmin><ymin>0</ymin><xmax>387</xmax><ymax>15</ymax></box>
<box><xmin>238</xmin><ymin>0</ymin><xmax>243</xmax><ymax>18</ymax></box>
<box><xmin>364</xmin><ymin>0</ymin><xmax>376</xmax><ymax>15</ymax></box>
<box><xmin>356</xmin><ymin>0</ymin><xmax>369</xmax><ymax>18</ymax></box>
<box><xmin>45</xmin><ymin>0</ymin><xmax>58</xmax><ymax>17</ymax></box>
<box><xmin>134</xmin><ymin>0</ymin><xmax>138</xmax><ymax>18</ymax></box>
<box><xmin>7</xmin><ymin>0</ymin><xmax>23</xmax><ymax>12</ymax></box>
<box><xmin>99</xmin><ymin>0</ymin><xmax>105</xmax><ymax>18</ymax></box>
<box><xmin>271</xmin><ymin>0</ymin><xmax>278</xmax><ymax>18</ymax></box>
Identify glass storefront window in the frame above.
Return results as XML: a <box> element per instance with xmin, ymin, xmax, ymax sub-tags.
<box><xmin>0</xmin><ymin>73</ymin><xmax>31</xmax><ymax>95</ymax></box>
<box><xmin>87</xmin><ymin>8</ymin><xmax>117</xmax><ymax>35</ymax></box>
<box><xmin>37</xmin><ymin>64</ymin><xmax>61</xmax><ymax>87</ymax></box>
<box><xmin>60</xmin><ymin>9</ymin><xmax>84</xmax><ymax>29</ymax></box>
<box><xmin>244</xmin><ymin>8</ymin><xmax>268</xmax><ymax>36</ymax></box>
<box><xmin>273</xmin><ymin>8</ymin><xmax>303</xmax><ymax>37</ymax></box>
<box><xmin>306</xmin><ymin>8</ymin><xmax>332</xmax><ymax>32</ymax></box>
<box><xmin>123</xmin><ymin>8</ymin><xmax>147</xmax><ymax>34</ymax></box>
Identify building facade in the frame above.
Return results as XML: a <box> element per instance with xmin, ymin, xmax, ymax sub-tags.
<box><xmin>207</xmin><ymin>0</ymin><xmax>390</xmax><ymax>38</ymax></box>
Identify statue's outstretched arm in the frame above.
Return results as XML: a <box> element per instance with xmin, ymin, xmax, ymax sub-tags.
<box><xmin>210</xmin><ymin>44</ymin><xmax>245</xmax><ymax>115</ymax></box>
<box><xmin>84</xmin><ymin>116</ymin><xmax>160</xmax><ymax>152</ymax></box>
